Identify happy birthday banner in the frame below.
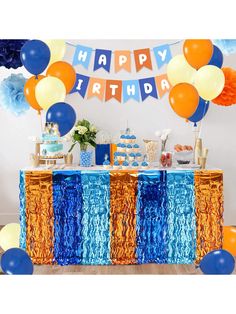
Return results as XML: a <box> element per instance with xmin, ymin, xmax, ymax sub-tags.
<box><xmin>71</xmin><ymin>43</ymin><xmax>173</xmax><ymax>72</ymax></box>
<box><xmin>70</xmin><ymin>73</ymin><xmax>171</xmax><ymax>102</ymax></box>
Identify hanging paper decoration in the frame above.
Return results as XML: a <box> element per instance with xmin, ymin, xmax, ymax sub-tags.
<box><xmin>122</xmin><ymin>80</ymin><xmax>140</xmax><ymax>102</ymax></box>
<box><xmin>70</xmin><ymin>73</ymin><xmax>90</xmax><ymax>98</ymax></box>
<box><xmin>69</xmin><ymin>41</ymin><xmax>180</xmax><ymax>72</ymax></box>
<box><xmin>212</xmin><ymin>67</ymin><xmax>236</xmax><ymax>106</ymax></box>
<box><xmin>0</xmin><ymin>73</ymin><xmax>30</xmax><ymax>116</ymax></box>
<box><xmin>105</xmin><ymin>80</ymin><xmax>122</xmax><ymax>102</ymax></box>
<box><xmin>153</xmin><ymin>44</ymin><xmax>172</xmax><ymax>69</ymax></box>
<box><xmin>134</xmin><ymin>48</ymin><xmax>152</xmax><ymax>71</ymax></box>
<box><xmin>114</xmin><ymin>50</ymin><xmax>131</xmax><ymax>72</ymax></box>
<box><xmin>72</xmin><ymin>44</ymin><xmax>93</xmax><ymax>69</ymax></box>
<box><xmin>87</xmin><ymin>77</ymin><xmax>106</xmax><ymax>100</ymax></box>
<box><xmin>0</xmin><ymin>40</ymin><xmax>28</xmax><ymax>69</ymax></box>
<box><xmin>94</xmin><ymin>49</ymin><xmax>112</xmax><ymax>72</ymax></box>
<box><xmin>139</xmin><ymin>77</ymin><xmax>158</xmax><ymax>101</ymax></box>
<box><xmin>155</xmin><ymin>74</ymin><xmax>171</xmax><ymax>98</ymax></box>
<box><xmin>213</xmin><ymin>40</ymin><xmax>236</xmax><ymax>55</ymax></box>
<box><xmin>70</xmin><ymin>72</ymin><xmax>171</xmax><ymax>103</ymax></box>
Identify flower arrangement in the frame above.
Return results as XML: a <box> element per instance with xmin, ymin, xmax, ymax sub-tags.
<box><xmin>68</xmin><ymin>119</ymin><xmax>97</xmax><ymax>152</ymax></box>
<box><xmin>155</xmin><ymin>129</ymin><xmax>172</xmax><ymax>152</ymax></box>
<box><xmin>0</xmin><ymin>73</ymin><xmax>29</xmax><ymax>116</ymax></box>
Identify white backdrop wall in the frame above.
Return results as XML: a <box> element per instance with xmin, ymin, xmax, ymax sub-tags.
<box><xmin>0</xmin><ymin>40</ymin><xmax>236</xmax><ymax>225</ymax></box>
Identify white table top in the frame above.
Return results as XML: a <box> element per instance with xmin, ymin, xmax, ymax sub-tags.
<box><xmin>21</xmin><ymin>164</ymin><xmax>222</xmax><ymax>172</ymax></box>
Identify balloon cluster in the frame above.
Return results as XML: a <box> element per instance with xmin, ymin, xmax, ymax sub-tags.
<box><xmin>167</xmin><ymin>39</ymin><xmax>225</xmax><ymax>125</ymax></box>
<box><xmin>21</xmin><ymin>40</ymin><xmax>76</xmax><ymax>136</ymax></box>
<box><xmin>199</xmin><ymin>226</ymin><xmax>236</xmax><ymax>275</ymax></box>
<box><xmin>0</xmin><ymin>223</ymin><xmax>33</xmax><ymax>275</ymax></box>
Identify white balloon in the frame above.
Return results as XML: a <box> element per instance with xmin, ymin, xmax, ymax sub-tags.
<box><xmin>194</xmin><ymin>65</ymin><xmax>225</xmax><ymax>100</ymax></box>
<box><xmin>167</xmin><ymin>54</ymin><xmax>196</xmax><ymax>86</ymax></box>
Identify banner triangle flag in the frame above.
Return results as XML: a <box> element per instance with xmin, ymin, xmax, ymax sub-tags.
<box><xmin>94</xmin><ymin>49</ymin><xmax>112</xmax><ymax>72</ymax></box>
<box><xmin>105</xmin><ymin>80</ymin><xmax>122</xmax><ymax>102</ymax></box>
<box><xmin>134</xmin><ymin>48</ymin><xmax>152</xmax><ymax>71</ymax></box>
<box><xmin>122</xmin><ymin>80</ymin><xmax>140</xmax><ymax>102</ymax></box>
<box><xmin>153</xmin><ymin>44</ymin><xmax>172</xmax><ymax>69</ymax></box>
<box><xmin>72</xmin><ymin>45</ymin><xmax>93</xmax><ymax>69</ymax></box>
<box><xmin>87</xmin><ymin>77</ymin><xmax>106</xmax><ymax>101</ymax></box>
<box><xmin>139</xmin><ymin>77</ymin><xmax>158</xmax><ymax>101</ymax></box>
<box><xmin>114</xmin><ymin>50</ymin><xmax>131</xmax><ymax>73</ymax></box>
<box><xmin>70</xmin><ymin>73</ymin><xmax>90</xmax><ymax>98</ymax></box>
<box><xmin>155</xmin><ymin>74</ymin><xmax>172</xmax><ymax>98</ymax></box>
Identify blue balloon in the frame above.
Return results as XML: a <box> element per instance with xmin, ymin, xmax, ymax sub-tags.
<box><xmin>208</xmin><ymin>45</ymin><xmax>223</xmax><ymax>68</ymax></box>
<box><xmin>46</xmin><ymin>102</ymin><xmax>76</xmax><ymax>137</ymax></box>
<box><xmin>1</xmin><ymin>248</ymin><xmax>33</xmax><ymax>275</ymax></box>
<box><xmin>200</xmin><ymin>249</ymin><xmax>235</xmax><ymax>275</ymax></box>
<box><xmin>20</xmin><ymin>40</ymin><xmax>50</xmax><ymax>75</ymax></box>
<box><xmin>188</xmin><ymin>97</ymin><xmax>209</xmax><ymax>126</ymax></box>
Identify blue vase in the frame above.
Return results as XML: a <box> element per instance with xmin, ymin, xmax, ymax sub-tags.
<box><xmin>80</xmin><ymin>150</ymin><xmax>93</xmax><ymax>167</ymax></box>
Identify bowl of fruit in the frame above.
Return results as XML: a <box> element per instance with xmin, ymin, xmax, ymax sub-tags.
<box><xmin>174</xmin><ymin>144</ymin><xmax>193</xmax><ymax>165</ymax></box>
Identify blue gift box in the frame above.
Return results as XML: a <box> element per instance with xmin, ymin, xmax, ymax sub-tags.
<box><xmin>95</xmin><ymin>144</ymin><xmax>111</xmax><ymax>165</ymax></box>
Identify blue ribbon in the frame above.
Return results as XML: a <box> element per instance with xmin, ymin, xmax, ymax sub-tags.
<box><xmin>137</xmin><ymin>170</ymin><xmax>168</xmax><ymax>264</ymax></box>
<box><xmin>81</xmin><ymin>171</ymin><xmax>111</xmax><ymax>265</ymax></box>
<box><xmin>19</xmin><ymin>170</ymin><xmax>26</xmax><ymax>250</ymax></box>
<box><xmin>72</xmin><ymin>44</ymin><xmax>93</xmax><ymax>69</ymax></box>
<box><xmin>166</xmin><ymin>170</ymin><xmax>196</xmax><ymax>264</ymax></box>
<box><xmin>53</xmin><ymin>171</ymin><xmax>83</xmax><ymax>265</ymax></box>
<box><xmin>93</xmin><ymin>49</ymin><xmax>112</xmax><ymax>72</ymax></box>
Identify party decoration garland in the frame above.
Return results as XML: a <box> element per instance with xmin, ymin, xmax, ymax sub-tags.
<box><xmin>0</xmin><ymin>40</ymin><xmax>28</xmax><ymax>69</ymax></box>
<box><xmin>69</xmin><ymin>41</ymin><xmax>177</xmax><ymax>72</ymax></box>
<box><xmin>20</xmin><ymin>169</ymin><xmax>224</xmax><ymax>265</ymax></box>
<box><xmin>0</xmin><ymin>73</ymin><xmax>30</xmax><ymax>116</ymax></box>
<box><xmin>70</xmin><ymin>72</ymin><xmax>171</xmax><ymax>102</ymax></box>
<box><xmin>212</xmin><ymin>67</ymin><xmax>236</xmax><ymax>106</ymax></box>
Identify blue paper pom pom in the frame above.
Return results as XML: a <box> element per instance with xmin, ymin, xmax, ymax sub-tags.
<box><xmin>0</xmin><ymin>73</ymin><xmax>30</xmax><ymax>116</ymax></box>
<box><xmin>0</xmin><ymin>40</ymin><xmax>28</xmax><ymax>69</ymax></box>
<box><xmin>213</xmin><ymin>40</ymin><xmax>236</xmax><ymax>55</ymax></box>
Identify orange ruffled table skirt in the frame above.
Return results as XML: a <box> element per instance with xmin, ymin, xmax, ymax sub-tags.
<box><xmin>19</xmin><ymin>169</ymin><xmax>223</xmax><ymax>265</ymax></box>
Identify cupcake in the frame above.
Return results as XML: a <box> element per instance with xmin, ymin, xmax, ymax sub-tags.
<box><xmin>141</xmin><ymin>161</ymin><xmax>149</xmax><ymax>170</ymax></box>
<box><xmin>136</xmin><ymin>152</ymin><xmax>142</xmax><ymax>162</ymax></box>
<box><xmin>122</xmin><ymin>160</ymin><xmax>130</xmax><ymax>170</ymax></box>
<box><xmin>120</xmin><ymin>134</ymin><xmax>126</xmax><ymax>143</ymax></box>
<box><xmin>129</xmin><ymin>152</ymin><xmax>136</xmax><ymax>162</ymax></box>
<box><xmin>120</xmin><ymin>143</ymin><xmax>126</xmax><ymax>153</ymax></box>
<box><xmin>130</xmin><ymin>135</ymin><xmax>136</xmax><ymax>143</ymax></box>
<box><xmin>117</xmin><ymin>143</ymin><xmax>122</xmax><ymax>153</ymax></box>
<box><xmin>126</xmin><ymin>144</ymin><xmax>133</xmax><ymax>153</ymax></box>
<box><xmin>114</xmin><ymin>151</ymin><xmax>121</xmax><ymax>162</ymax></box>
<box><xmin>132</xmin><ymin>160</ymin><xmax>139</xmax><ymax>169</ymax></box>
<box><xmin>113</xmin><ymin>157</ymin><xmax>120</xmax><ymax>170</ymax></box>
<box><xmin>120</xmin><ymin>152</ymin><xmax>126</xmax><ymax>162</ymax></box>
<box><xmin>125</xmin><ymin>135</ymin><xmax>132</xmax><ymax>144</ymax></box>
<box><xmin>103</xmin><ymin>154</ymin><xmax>110</xmax><ymax>169</ymax></box>
<box><xmin>133</xmin><ymin>143</ymin><xmax>140</xmax><ymax>153</ymax></box>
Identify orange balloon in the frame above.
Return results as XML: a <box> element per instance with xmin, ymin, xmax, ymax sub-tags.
<box><xmin>183</xmin><ymin>39</ymin><xmax>213</xmax><ymax>70</ymax></box>
<box><xmin>46</xmin><ymin>61</ymin><xmax>76</xmax><ymax>94</ymax></box>
<box><xmin>24</xmin><ymin>75</ymin><xmax>44</xmax><ymax>113</ymax></box>
<box><xmin>169</xmin><ymin>83</ymin><xmax>199</xmax><ymax>118</ymax></box>
<box><xmin>223</xmin><ymin>226</ymin><xmax>236</xmax><ymax>256</ymax></box>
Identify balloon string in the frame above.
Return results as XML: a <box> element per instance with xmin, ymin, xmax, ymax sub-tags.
<box><xmin>38</xmin><ymin>111</ymin><xmax>43</xmax><ymax>134</ymax></box>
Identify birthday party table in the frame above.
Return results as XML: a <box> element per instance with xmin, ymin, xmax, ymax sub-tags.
<box><xmin>19</xmin><ymin>167</ymin><xmax>223</xmax><ymax>265</ymax></box>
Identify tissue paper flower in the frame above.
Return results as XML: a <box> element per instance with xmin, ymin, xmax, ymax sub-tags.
<box><xmin>213</xmin><ymin>40</ymin><xmax>236</xmax><ymax>56</ymax></box>
<box><xmin>0</xmin><ymin>40</ymin><xmax>28</xmax><ymax>69</ymax></box>
<box><xmin>0</xmin><ymin>73</ymin><xmax>29</xmax><ymax>116</ymax></box>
